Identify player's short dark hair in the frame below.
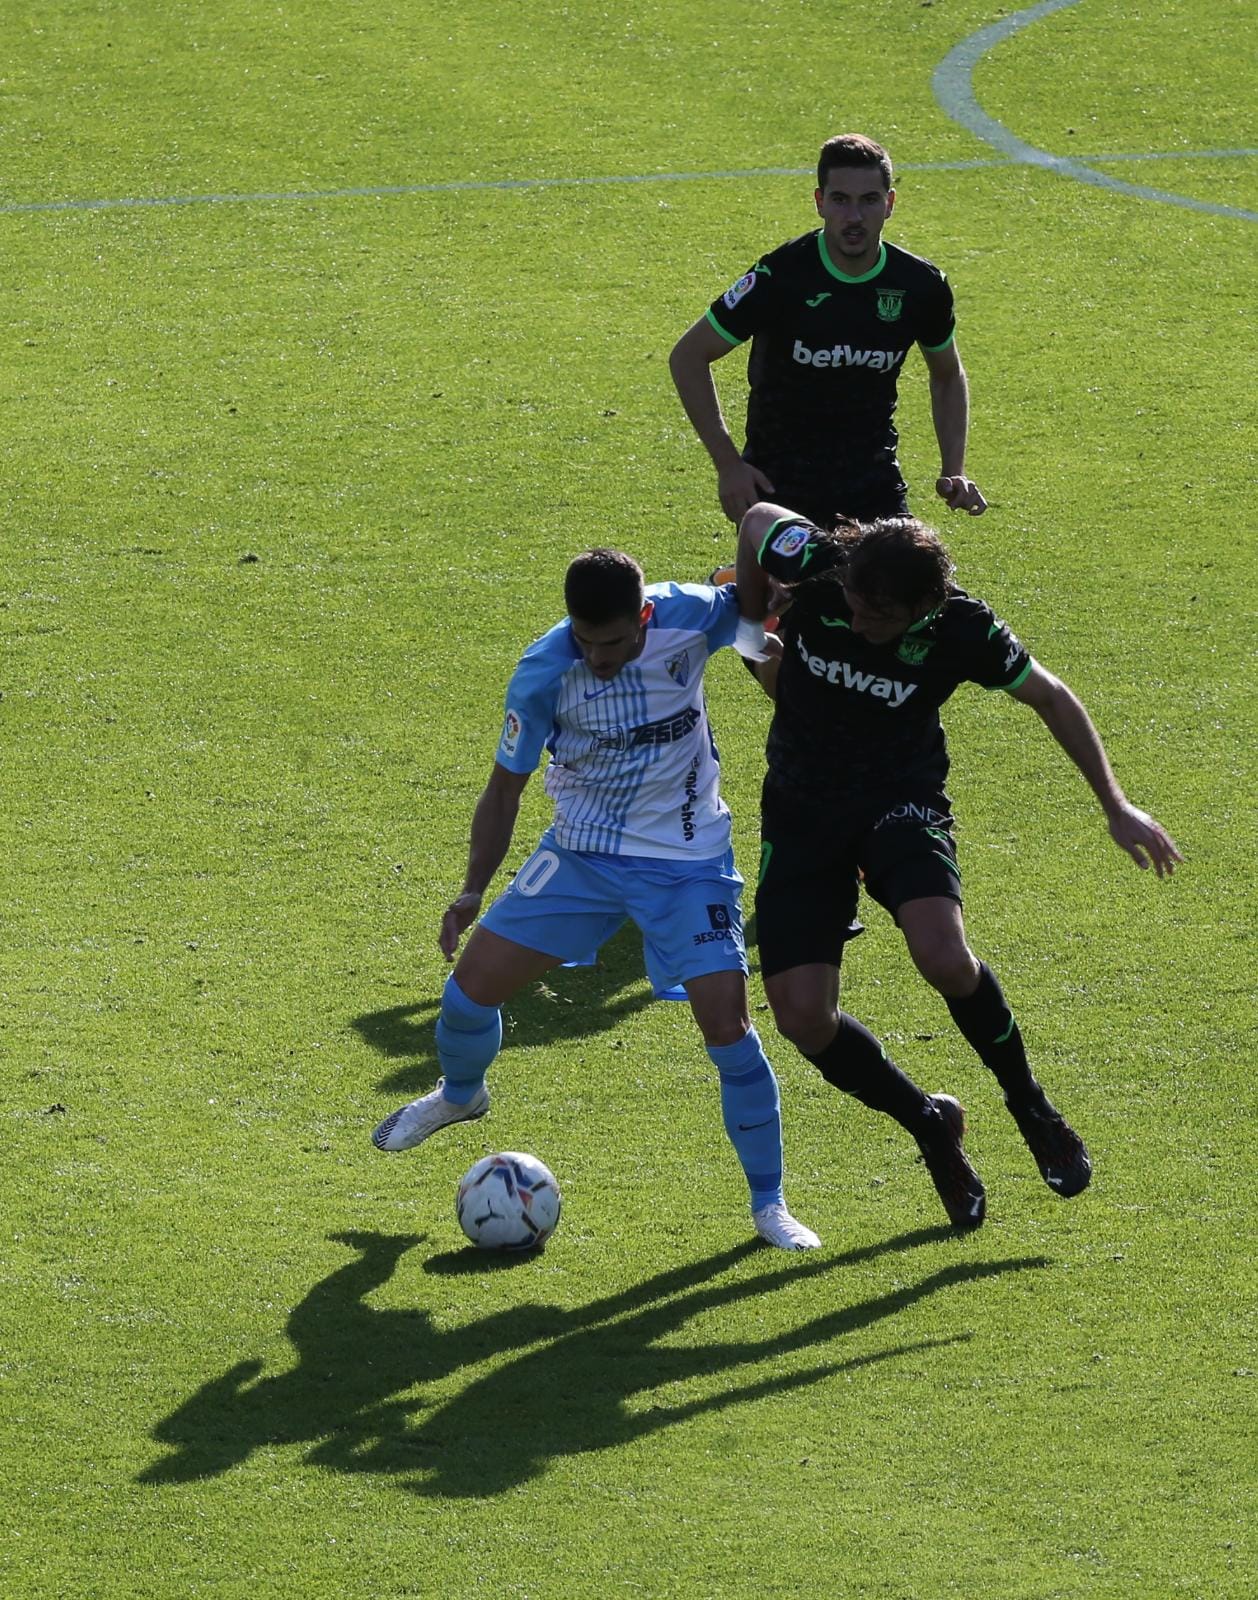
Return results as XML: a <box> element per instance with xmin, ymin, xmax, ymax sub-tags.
<box><xmin>564</xmin><ymin>548</ymin><xmax>646</xmax><ymax>624</ymax></box>
<box><xmin>830</xmin><ymin>516</ymin><xmax>954</xmax><ymax>613</ymax></box>
<box><xmin>817</xmin><ymin>134</ymin><xmax>893</xmax><ymax>192</ymax></box>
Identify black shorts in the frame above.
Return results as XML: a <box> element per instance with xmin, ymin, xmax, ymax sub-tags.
<box><xmin>745</xmin><ymin>455</ymin><xmax>910</xmax><ymax>528</ymax></box>
<box><xmin>754</xmin><ymin>780</ymin><xmax>962</xmax><ymax>979</ymax></box>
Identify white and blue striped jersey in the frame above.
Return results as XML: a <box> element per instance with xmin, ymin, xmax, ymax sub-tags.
<box><xmin>495</xmin><ymin>582</ymin><xmax>739</xmax><ymax>860</ymax></box>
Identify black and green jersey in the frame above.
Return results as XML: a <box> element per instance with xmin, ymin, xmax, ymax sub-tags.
<box><xmin>706</xmin><ymin>234</ymin><xmax>956</xmax><ymax>508</ymax></box>
<box><xmin>756</xmin><ymin>516</ymin><xmax>1032</xmax><ymax>804</ymax></box>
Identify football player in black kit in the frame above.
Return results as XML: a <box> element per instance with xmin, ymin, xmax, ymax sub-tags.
<box><xmin>670</xmin><ymin>133</ymin><xmax>987</xmax><ymax>528</ymax></box>
<box><xmin>732</xmin><ymin>503</ymin><xmax>1182</xmax><ymax>1226</ymax></box>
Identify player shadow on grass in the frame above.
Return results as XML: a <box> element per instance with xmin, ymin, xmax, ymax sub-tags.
<box><xmin>352</xmin><ymin>920</ymin><xmax>683</xmax><ymax>1096</ymax></box>
<box><xmin>139</xmin><ymin>1227</ymin><xmax>1048</xmax><ymax>1494</ymax></box>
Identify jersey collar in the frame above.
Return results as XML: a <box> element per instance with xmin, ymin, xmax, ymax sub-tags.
<box><xmin>817</xmin><ymin>234</ymin><xmax>887</xmax><ymax>284</ymax></box>
<box><xmin>905</xmin><ymin>604</ymin><xmax>942</xmax><ymax>634</ymax></box>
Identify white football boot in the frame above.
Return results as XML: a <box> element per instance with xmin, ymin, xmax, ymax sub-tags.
<box><xmin>752</xmin><ymin>1202</ymin><xmax>822</xmax><ymax>1251</ymax></box>
<box><xmin>372</xmin><ymin>1078</ymin><xmax>490</xmax><ymax>1152</ymax></box>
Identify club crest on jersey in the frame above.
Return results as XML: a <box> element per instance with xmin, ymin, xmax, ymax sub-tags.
<box><xmin>770</xmin><ymin>525</ymin><xmax>810</xmax><ymax>559</ymax></box>
<box><xmin>501</xmin><ymin>709</ymin><xmax>523</xmax><ymax>755</ymax></box>
<box><xmin>666</xmin><ymin>649</ymin><xmax>691</xmax><ymax>687</ymax></box>
<box><xmin>723</xmin><ymin>271</ymin><xmax>758</xmax><ymax>310</ymax></box>
<box><xmin>896</xmin><ymin>636</ymin><xmax>934</xmax><ymax>665</ymax></box>
<box><xmin>875</xmin><ymin>288</ymin><xmax>905</xmax><ymax>323</ymax></box>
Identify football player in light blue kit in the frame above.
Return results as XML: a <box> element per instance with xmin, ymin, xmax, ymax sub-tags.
<box><xmin>372</xmin><ymin>548</ymin><xmax>820</xmax><ymax>1250</ymax></box>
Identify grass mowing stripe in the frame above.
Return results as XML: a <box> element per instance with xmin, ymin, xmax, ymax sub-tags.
<box><xmin>2</xmin><ymin>150</ymin><xmax>1254</xmax><ymax>218</ymax></box>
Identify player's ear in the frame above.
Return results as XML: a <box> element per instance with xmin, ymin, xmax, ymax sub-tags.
<box><xmin>640</xmin><ymin>600</ymin><xmax>655</xmax><ymax>624</ymax></box>
<box><xmin>885</xmin><ymin>187</ymin><xmax>896</xmax><ymax>216</ymax></box>
<box><xmin>813</xmin><ymin>187</ymin><xmax>823</xmax><ymax>215</ymax></box>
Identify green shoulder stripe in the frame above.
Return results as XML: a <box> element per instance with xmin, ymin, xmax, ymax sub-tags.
<box><xmin>705</xmin><ymin>308</ymin><xmax>742</xmax><ymax>346</ymax></box>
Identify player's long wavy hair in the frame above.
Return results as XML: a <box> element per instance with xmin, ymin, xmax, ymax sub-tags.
<box><xmin>803</xmin><ymin>516</ymin><xmax>955</xmax><ymax>613</ymax></box>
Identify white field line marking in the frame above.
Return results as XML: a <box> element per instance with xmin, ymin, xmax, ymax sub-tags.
<box><xmin>1</xmin><ymin>151</ymin><xmax>1255</xmax><ymax>218</ymax></box>
<box><xmin>933</xmin><ymin>0</ymin><xmax>1257</xmax><ymax>221</ymax></box>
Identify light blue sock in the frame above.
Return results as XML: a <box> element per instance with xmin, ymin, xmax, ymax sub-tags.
<box><xmin>435</xmin><ymin>973</ymin><xmax>502</xmax><ymax>1104</ymax></box>
<box><xmin>707</xmin><ymin>1028</ymin><xmax>784</xmax><ymax>1211</ymax></box>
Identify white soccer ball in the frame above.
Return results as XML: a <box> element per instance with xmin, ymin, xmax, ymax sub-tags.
<box><xmin>456</xmin><ymin>1151</ymin><xmax>562</xmax><ymax>1251</ymax></box>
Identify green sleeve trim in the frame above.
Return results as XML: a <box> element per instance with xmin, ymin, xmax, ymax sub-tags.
<box><xmin>817</xmin><ymin>235</ymin><xmax>887</xmax><ymax>283</ymax></box>
<box><xmin>920</xmin><ymin>329</ymin><xmax>956</xmax><ymax>353</ymax></box>
<box><xmin>756</xmin><ymin>517</ymin><xmax>791</xmax><ymax>563</ymax></box>
<box><xmin>705</xmin><ymin>308</ymin><xmax>742</xmax><ymax>346</ymax></box>
<box><xmin>999</xmin><ymin>659</ymin><xmax>1034</xmax><ymax>694</ymax></box>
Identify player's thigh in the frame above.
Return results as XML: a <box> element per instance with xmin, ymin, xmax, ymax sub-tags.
<box><xmin>754</xmin><ymin>786</ymin><xmax>862</xmax><ymax>981</ymax></box>
<box><xmin>860</xmin><ymin>794</ymin><xmax>964</xmax><ymax>934</ymax></box>
<box><xmin>453</xmin><ymin>926</ymin><xmax>564</xmax><ymax>1008</ymax></box>
<box><xmin>625</xmin><ymin>852</ymin><xmax>748</xmax><ymax>997</ymax></box>
<box><xmin>479</xmin><ymin>839</ymin><xmax>626</xmax><ymax>968</ymax></box>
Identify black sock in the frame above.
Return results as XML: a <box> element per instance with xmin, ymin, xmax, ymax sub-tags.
<box><xmin>944</xmin><ymin>963</ymin><xmax>1039</xmax><ymax>1107</ymax></box>
<box><xmin>805</xmin><ymin>1013</ymin><xmax>935</xmax><ymax>1137</ymax></box>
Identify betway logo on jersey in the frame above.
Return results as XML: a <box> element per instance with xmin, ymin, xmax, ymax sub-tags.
<box><xmin>796</xmin><ymin>634</ymin><xmax>918</xmax><ymax>707</ymax></box>
<box><xmin>792</xmin><ymin>339</ymin><xmax>906</xmax><ymax>372</ymax></box>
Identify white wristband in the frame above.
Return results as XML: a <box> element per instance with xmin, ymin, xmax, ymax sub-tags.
<box><xmin>733</xmin><ymin>616</ymin><xmax>770</xmax><ymax>661</ymax></box>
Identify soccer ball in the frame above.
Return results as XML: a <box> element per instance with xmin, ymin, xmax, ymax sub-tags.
<box><xmin>456</xmin><ymin>1152</ymin><xmax>562</xmax><ymax>1251</ymax></box>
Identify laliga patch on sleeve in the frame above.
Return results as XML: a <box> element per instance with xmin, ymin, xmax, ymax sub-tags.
<box><xmin>500</xmin><ymin>709</ymin><xmax>523</xmax><ymax>756</ymax></box>
<box><xmin>723</xmin><ymin>271</ymin><xmax>758</xmax><ymax>310</ymax></box>
<box><xmin>770</xmin><ymin>525</ymin><xmax>810</xmax><ymax>559</ymax></box>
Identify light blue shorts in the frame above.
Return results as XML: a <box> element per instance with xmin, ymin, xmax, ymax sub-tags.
<box><xmin>481</xmin><ymin>832</ymin><xmax>748</xmax><ymax>996</ymax></box>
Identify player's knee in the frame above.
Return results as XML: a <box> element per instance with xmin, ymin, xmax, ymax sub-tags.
<box><xmin>911</xmin><ymin>939</ymin><xmax>979</xmax><ymax>997</ymax></box>
<box><xmin>698</xmin><ymin>1017</ymin><xmax>751</xmax><ymax>1049</ymax></box>
<box><xmin>769</xmin><ymin>996</ymin><xmax>837</xmax><ymax>1057</ymax></box>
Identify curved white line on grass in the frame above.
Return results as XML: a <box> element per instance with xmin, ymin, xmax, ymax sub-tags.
<box><xmin>933</xmin><ymin>0</ymin><xmax>1258</xmax><ymax>221</ymax></box>
<box><xmin>1</xmin><ymin>149</ymin><xmax>1255</xmax><ymax>217</ymax></box>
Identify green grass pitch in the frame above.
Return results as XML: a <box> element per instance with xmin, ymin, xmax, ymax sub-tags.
<box><xmin>1</xmin><ymin>1</ymin><xmax>1254</xmax><ymax>1596</ymax></box>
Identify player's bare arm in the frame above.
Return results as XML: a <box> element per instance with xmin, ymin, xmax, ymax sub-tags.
<box><xmin>669</xmin><ymin>318</ymin><xmax>775</xmax><ymax>522</ymax></box>
<box><xmin>440</xmin><ymin>762</ymin><xmax>533</xmax><ymax>958</ymax></box>
<box><xmin>735</xmin><ymin>501</ymin><xmax>802</xmax><ymax>621</ymax></box>
<box><xmin>1008</xmin><ymin>663</ymin><xmax>1183</xmax><ymax>876</ymax></box>
<box><xmin>923</xmin><ymin>341</ymin><xmax>987</xmax><ymax>517</ymax></box>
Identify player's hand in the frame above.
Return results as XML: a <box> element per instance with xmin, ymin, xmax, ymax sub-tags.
<box><xmin>936</xmin><ymin>475</ymin><xmax>987</xmax><ymax>516</ymax></box>
<box><xmin>717</xmin><ymin>459</ymin><xmax>775</xmax><ymax>524</ymax></box>
<box><xmin>439</xmin><ymin>892</ymin><xmax>483</xmax><ymax>959</ymax></box>
<box><xmin>1107</xmin><ymin>805</ymin><xmax>1184</xmax><ymax>878</ymax></box>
